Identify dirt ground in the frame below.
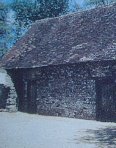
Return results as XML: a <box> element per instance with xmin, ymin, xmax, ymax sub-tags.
<box><xmin>0</xmin><ymin>112</ymin><xmax>116</xmax><ymax>148</ymax></box>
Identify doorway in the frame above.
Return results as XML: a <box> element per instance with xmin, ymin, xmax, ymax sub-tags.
<box><xmin>96</xmin><ymin>78</ymin><xmax>116</xmax><ymax>122</ymax></box>
<box><xmin>27</xmin><ymin>80</ymin><xmax>37</xmax><ymax>114</ymax></box>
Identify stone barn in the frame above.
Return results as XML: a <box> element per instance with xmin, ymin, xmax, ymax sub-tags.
<box><xmin>1</xmin><ymin>4</ymin><xmax>116</xmax><ymax>122</ymax></box>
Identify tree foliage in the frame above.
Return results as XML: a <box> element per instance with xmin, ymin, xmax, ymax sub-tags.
<box><xmin>36</xmin><ymin>0</ymin><xmax>69</xmax><ymax>19</ymax></box>
<box><xmin>0</xmin><ymin>2</ymin><xmax>8</xmax><ymax>58</ymax></box>
<box><xmin>11</xmin><ymin>0</ymin><xmax>69</xmax><ymax>25</ymax></box>
<box><xmin>10</xmin><ymin>0</ymin><xmax>69</xmax><ymax>40</ymax></box>
<box><xmin>85</xmin><ymin>0</ymin><xmax>116</xmax><ymax>7</ymax></box>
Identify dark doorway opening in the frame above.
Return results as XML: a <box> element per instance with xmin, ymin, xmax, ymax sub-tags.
<box><xmin>96</xmin><ymin>78</ymin><xmax>116</xmax><ymax>122</ymax></box>
<box><xmin>0</xmin><ymin>85</ymin><xmax>10</xmax><ymax>109</ymax></box>
<box><xmin>27</xmin><ymin>80</ymin><xmax>37</xmax><ymax>114</ymax></box>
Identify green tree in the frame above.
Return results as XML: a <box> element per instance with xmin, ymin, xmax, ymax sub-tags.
<box><xmin>0</xmin><ymin>2</ymin><xmax>8</xmax><ymax>58</ymax></box>
<box><xmin>85</xmin><ymin>0</ymin><xmax>116</xmax><ymax>7</ymax></box>
<box><xmin>36</xmin><ymin>0</ymin><xmax>69</xmax><ymax>19</ymax></box>
<box><xmin>12</xmin><ymin>0</ymin><xmax>69</xmax><ymax>22</ymax></box>
<box><xmin>11</xmin><ymin>0</ymin><xmax>69</xmax><ymax>40</ymax></box>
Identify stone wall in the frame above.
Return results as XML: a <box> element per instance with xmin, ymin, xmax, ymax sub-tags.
<box><xmin>35</xmin><ymin>66</ymin><xmax>96</xmax><ymax>119</ymax></box>
<box><xmin>0</xmin><ymin>84</ymin><xmax>10</xmax><ymax>110</ymax></box>
<box><xmin>21</xmin><ymin>63</ymin><xmax>97</xmax><ymax>120</ymax></box>
<box><xmin>7</xmin><ymin>60</ymin><xmax>116</xmax><ymax>120</ymax></box>
<box><xmin>0</xmin><ymin>68</ymin><xmax>17</xmax><ymax>112</ymax></box>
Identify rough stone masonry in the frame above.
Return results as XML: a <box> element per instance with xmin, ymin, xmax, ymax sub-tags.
<box><xmin>0</xmin><ymin>68</ymin><xmax>17</xmax><ymax>112</ymax></box>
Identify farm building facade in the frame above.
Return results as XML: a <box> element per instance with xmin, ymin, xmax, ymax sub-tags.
<box><xmin>1</xmin><ymin>4</ymin><xmax>116</xmax><ymax>122</ymax></box>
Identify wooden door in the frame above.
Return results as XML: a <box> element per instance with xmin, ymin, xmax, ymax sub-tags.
<box><xmin>96</xmin><ymin>78</ymin><xmax>116</xmax><ymax>122</ymax></box>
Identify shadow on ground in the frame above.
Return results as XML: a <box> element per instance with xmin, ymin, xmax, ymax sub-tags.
<box><xmin>74</xmin><ymin>127</ymin><xmax>116</xmax><ymax>148</ymax></box>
